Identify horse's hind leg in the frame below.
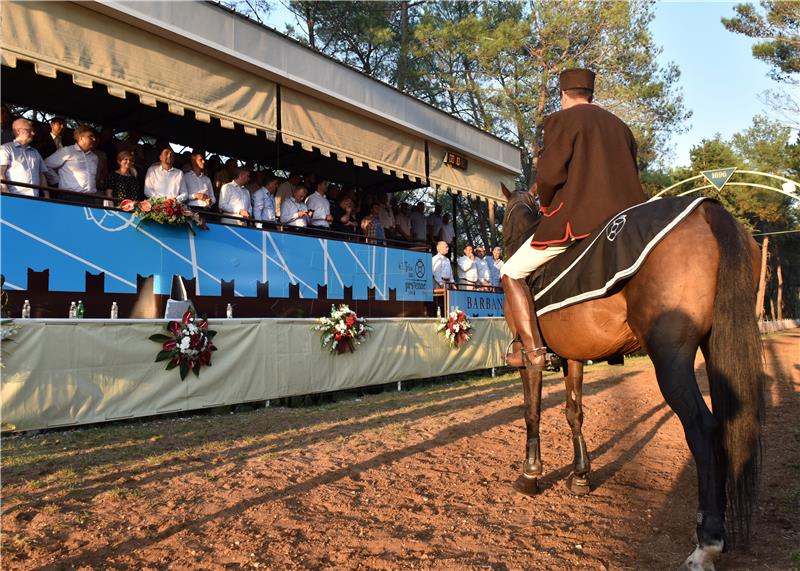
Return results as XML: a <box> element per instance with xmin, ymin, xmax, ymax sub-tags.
<box><xmin>515</xmin><ymin>367</ymin><xmax>544</xmax><ymax>495</ymax></box>
<box><xmin>564</xmin><ymin>359</ymin><xmax>591</xmax><ymax>495</ymax></box>
<box><xmin>642</xmin><ymin>327</ymin><xmax>726</xmax><ymax>571</ymax></box>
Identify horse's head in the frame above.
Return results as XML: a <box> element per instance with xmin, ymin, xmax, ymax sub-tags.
<box><xmin>500</xmin><ymin>182</ymin><xmax>540</xmax><ymax>259</ymax></box>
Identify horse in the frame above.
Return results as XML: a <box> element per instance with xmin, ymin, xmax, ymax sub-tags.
<box><xmin>500</xmin><ymin>185</ymin><xmax>764</xmax><ymax>571</ymax></box>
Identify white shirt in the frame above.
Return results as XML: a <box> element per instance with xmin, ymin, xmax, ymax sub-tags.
<box><xmin>305</xmin><ymin>191</ymin><xmax>331</xmax><ymax>227</ymax></box>
<box><xmin>252</xmin><ymin>187</ymin><xmax>276</xmax><ymax>222</ymax></box>
<box><xmin>439</xmin><ymin>222</ymin><xmax>455</xmax><ymax>245</ymax></box>
<box><xmin>395</xmin><ymin>211</ymin><xmax>412</xmax><ymax>239</ymax></box>
<box><xmin>280</xmin><ymin>197</ymin><xmax>309</xmax><ymax>227</ymax></box>
<box><xmin>219</xmin><ymin>181</ymin><xmax>252</xmax><ymax>217</ymax></box>
<box><xmin>378</xmin><ymin>204</ymin><xmax>395</xmax><ymax>231</ymax></box>
<box><xmin>144</xmin><ymin>164</ymin><xmax>187</xmax><ymax>201</ymax></box>
<box><xmin>0</xmin><ymin>141</ymin><xmax>51</xmax><ymax>196</ymax></box>
<box><xmin>275</xmin><ymin>180</ymin><xmax>296</xmax><ymax>217</ymax></box>
<box><xmin>488</xmin><ymin>257</ymin><xmax>504</xmax><ymax>286</ymax></box>
<box><xmin>432</xmin><ymin>253</ymin><xmax>454</xmax><ymax>287</ymax></box>
<box><xmin>410</xmin><ymin>211</ymin><xmax>427</xmax><ymax>241</ymax></box>
<box><xmin>44</xmin><ymin>144</ymin><xmax>99</xmax><ymax>193</ymax></box>
<box><xmin>475</xmin><ymin>256</ymin><xmax>491</xmax><ymax>284</ymax></box>
<box><xmin>457</xmin><ymin>255</ymin><xmax>478</xmax><ymax>284</ymax></box>
<box><xmin>181</xmin><ymin>170</ymin><xmax>215</xmax><ymax>207</ymax></box>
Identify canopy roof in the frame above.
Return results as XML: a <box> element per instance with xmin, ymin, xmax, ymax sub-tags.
<box><xmin>1</xmin><ymin>0</ymin><xmax>521</xmax><ymax>201</ymax></box>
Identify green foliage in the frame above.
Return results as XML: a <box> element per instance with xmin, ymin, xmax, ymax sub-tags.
<box><xmin>722</xmin><ymin>1</ymin><xmax>800</xmax><ymax>82</ymax></box>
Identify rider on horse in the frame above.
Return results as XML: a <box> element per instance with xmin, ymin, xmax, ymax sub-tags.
<box><xmin>502</xmin><ymin>68</ymin><xmax>647</xmax><ymax>369</ymax></box>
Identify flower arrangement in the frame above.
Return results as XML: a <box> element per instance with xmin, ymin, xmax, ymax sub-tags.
<box><xmin>314</xmin><ymin>304</ymin><xmax>371</xmax><ymax>354</ymax></box>
<box><xmin>437</xmin><ymin>307</ymin><xmax>473</xmax><ymax>349</ymax></box>
<box><xmin>120</xmin><ymin>197</ymin><xmax>207</xmax><ymax>233</ymax></box>
<box><xmin>149</xmin><ymin>308</ymin><xmax>217</xmax><ymax>379</ymax></box>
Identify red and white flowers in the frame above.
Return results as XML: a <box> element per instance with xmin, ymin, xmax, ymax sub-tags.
<box><xmin>314</xmin><ymin>304</ymin><xmax>371</xmax><ymax>354</ymax></box>
<box><xmin>150</xmin><ymin>308</ymin><xmax>217</xmax><ymax>379</ymax></box>
<box><xmin>120</xmin><ymin>197</ymin><xmax>206</xmax><ymax>233</ymax></box>
<box><xmin>437</xmin><ymin>307</ymin><xmax>473</xmax><ymax>349</ymax></box>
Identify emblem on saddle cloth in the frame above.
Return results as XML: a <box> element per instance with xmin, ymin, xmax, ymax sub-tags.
<box><xmin>530</xmin><ymin>196</ymin><xmax>710</xmax><ymax>317</ymax></box>
<box><xmin>605</xmin><ymin>215</ymin><xmax>627</xmax><ymax>241</ymax></box>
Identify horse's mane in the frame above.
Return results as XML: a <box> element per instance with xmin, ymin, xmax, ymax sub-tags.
<box><xmin>502</xmin><ymin>191</ymin><xmax>540</xmax><ymax>260</ymax></box>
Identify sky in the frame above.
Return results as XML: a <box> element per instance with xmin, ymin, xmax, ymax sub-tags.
<box><xmin>264</xmin><ymin>1</ymin><xmax>784</xmax><ymax>169</ymax></box>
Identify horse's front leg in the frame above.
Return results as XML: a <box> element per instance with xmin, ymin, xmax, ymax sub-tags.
<box><xmin>564</xmin><ymin>359</ymin><xmax>591</xmax><ymax>495</ymax></box>
<box><xmin>516</xmin><ymin>366</ymin><xmax>543</xmax><ymax>494</ymax></box>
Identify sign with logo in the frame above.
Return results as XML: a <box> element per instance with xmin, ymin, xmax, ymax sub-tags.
<box><xmin>398</xmin><ymin>256</ymin><xmax>432</xmax><ymax>298</ymax></box>
<box><xmin>701</xmin><ymin>167</ymin><xmax>736</xmax><ymax>191</ymax></box>
<box><xmin>605</xmin><ymin>214</ymin><xmax>627</xmax><ymax>241</ymax></box>
<box><xmin>448</xmin><ymin>289</ymin><xmax>504</xmax><ymax>317</ymax></box>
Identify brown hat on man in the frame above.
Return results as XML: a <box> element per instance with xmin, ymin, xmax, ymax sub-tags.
<box><xmin>559</xmin><ymin>68</ymin><xmax>595</xmax><ymax>92</ymax></box>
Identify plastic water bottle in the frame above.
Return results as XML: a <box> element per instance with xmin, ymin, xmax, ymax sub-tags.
<box><xmin>76</xmin><ymin>300</ymin><xmax>85</xmax><ymax>319</ymax></box>
<box><xmin>110</xmin><ymin>302</ymin><xmax>119</xmax><ymax>319</ymax></box>
<box><xmin>226</xmin><ymin>303</ymin><xmax>234</xmax><ymax>319</ymax></box>
<box><xmin>436</xmin><ymin>305</ymin><xmax>441</xmax><ymax>318</ymax></box>
<box><xmin>69</xmin><ymin>301</ymin><xmax>77</xmax><ymax>319</ymax></box>
<box><xmin>21</xmin><ymin>300</ymin><xmax>31</xmax><ymax>319</ymax></box>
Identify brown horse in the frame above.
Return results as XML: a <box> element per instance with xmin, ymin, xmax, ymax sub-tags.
<box><xmin>501</xmin><ymin>186</ymin><xmax>763</xmax><ymax>571</ymax></box>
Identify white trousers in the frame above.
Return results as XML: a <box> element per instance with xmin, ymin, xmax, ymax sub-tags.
<box><xmin>499</xmin><ymin>234</ymin><xmax>569</xmax><ymax>280</ymax></box>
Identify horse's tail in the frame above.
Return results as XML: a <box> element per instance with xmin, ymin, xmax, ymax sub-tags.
<box><xmin>705</xmin><ymin>202</ymin><xmax>764</xmax><ymax>546</ymax></box>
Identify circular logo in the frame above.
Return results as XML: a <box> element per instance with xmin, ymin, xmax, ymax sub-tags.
<box><xmin>606</xmin><ymin>215</ymin><xmax>627</xmax><ymax>242</ymax></box>
<box><xmin>415</xmin><ymin>259</ymin><xmax>426</xmax><ymax>278</ymax></box>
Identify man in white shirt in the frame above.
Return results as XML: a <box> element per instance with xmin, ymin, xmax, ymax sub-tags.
<box><xmin>439</xmin><ymin>213</ymin><xmax>455</xmax><ymax>248</ymax></box>
<box><xmin>474</xmin><ymin>246</ymin><xmax>492</xmax><ymax>289</ymax></box>
<box><xmin>410</xmin><ymin>202</ymin><xmax>427</xmax><ymax>242</ymax></box>
<box><xmin>377</xmin><ymin>193</ymin><xmax>396</xmax><ymax>237</ymax></box>
<box><xmin>280</xmin><ymin>184</ymin><xmax>312</xmax><ymax>227</ymax></box>
<box><xmin>457</xmin><ymin>244</ymin><xmax>479</xmax><ymax>289</ymax></box>
<box><xmin>144</xmin><ymin>147</ymin><xmax>187</xmax><ymax>202</ymax></box>
<box><xmin>432</xmin><ymin>241</ymin><xmax>455</xmax><ymax>289</ymax></box>
<box><xmin>275</xmin><ymin>172</ymin><xmax>302</xmax><ymax>219</ymax></box>
<box><xmin>427</xmin><ymin>204</ymin><xmax>444</xmax><ymax>244</ymax></box>
<box><xmin>219</xmin><ymin>167</ymin><xmax>252</xmax><ymax>225</ymax></box>
<box><xmin>44</xmin><ymin>125</ymin><xmax>99</xmax><ymax>196</ymax></box>
<box><xmin>488</xmin><ymin>246</ymin><xmax>504</xmax><ymax>287</ymax></box>
<box><xmin>181</xmin><ymin>150</ymin><xmax>215</xmax><ymax>209</ymax></box>
<box><xmin>0</xmin><ymin>118</ymin><xmax>52</xmax><ymax>197</ymax></box>
<box><xmin>251</xmin><ymin>171</ymin><xmax>279</xmax><ymax>223</ymax></box>
<box><xmin>306</xmin><ymin>180</ymin><xmax>333</xmax><ymax>228</ymax></box>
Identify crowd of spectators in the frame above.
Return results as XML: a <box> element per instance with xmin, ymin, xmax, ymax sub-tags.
<box><xmin>0</xmin><ymin>108</ymin><xmax>458</xmax><ymax>251</ymax></box>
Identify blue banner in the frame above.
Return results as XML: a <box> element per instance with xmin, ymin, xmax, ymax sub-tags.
<box><xmin>448</xmin><ymin>289</ymin><xmax>504</xmax><ymax>317</ymax></box>
<box><xmin>0</xmin><ymin>196</ymin><xmax>433</xmax><ymax>301</ymax></box>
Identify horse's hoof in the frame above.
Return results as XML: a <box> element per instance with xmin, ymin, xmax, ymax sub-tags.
<box><xmin>513</xmin><ymin>473</ymin><xmax>539</xmax><ymax>496</ymax></box>
<box><xmin>565</xmin><ymin>473</ymin><xmax>591</xmax><ymax>496</ymax></box>
<box><xmin>679</xmin><ymin>541</ymin><xmax>723</xmax><ymax>571</ymax></box>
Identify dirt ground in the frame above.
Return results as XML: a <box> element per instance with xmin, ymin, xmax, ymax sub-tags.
<box><xmin>2</xmin><ymin>329</ymin><xmax>798</xmax><ymax>570</ymax></box>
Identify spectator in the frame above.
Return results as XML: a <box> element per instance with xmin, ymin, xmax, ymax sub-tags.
<box><xmin>144</xmin><ymin>146</ymin><xmax>187</xmax><ymax>202</ymax></box>
<box><xmin>219</xmin><ymin>167</ymin><xmax>252</xmax><ymax>225</ymax></box>
<box><xmin>0</xmin><ymin>105</ymin><xmax>13</xmax><ymax>144</ymax></box>
<box><xmin>35</xmin><ymin>117</ymin><xmax>70</xmax><ymax>158</ymax></box>
<box><xmin>439</xmin><ymin>213</ymin><xmax>455</xmax><ymax>250</ymax></box>
<box><xmin>0</xmin><ymin>118</ymin><xmax>52</xmax><ymax>197</ymax></box>
<box><xmin>474</xmin><ymin>245</ymin><xmax>492</xmax><ymax>289</ymax></box>
<box><xmin>410</xmin><ymin>202</ymin><xmax>427</xmax><ymax>242</ymax></box>
<box><xmin>489</xmin><ymin>246</ymin><xmax>504</xmax><ymax>287</ymax></box>
<box><xmin>457</xmin><ymin>244</ymin><xmax>479</xmax><ymax>288</ymax></box>
<box><xmin>276</xmin><ymin>172</ymin><xmax>302</xmax><ymax>219</ymax></box>
<box><xmin>395</xmin><ymin>202</ymin><xmax>412</xmax><ymax>241</ymax></box>
<box><xmin>331</xmin><ymin>195</ymin><xmax>357</xmax><ymax>234</ymax></box>
<box><xmin>104</xmin><ymin>150</ymin><xmax>140</xmax><ymax>201</ymax></box>
<box><xmin>280</xmin><ymin>184</ymin><xmax>311</xmax><ymax>227</ymax></box>
<box><xmin>181</xmin><ymin>150</ymin><xmax>215</xmax><ymax>209</ymax></box>
<box><xmin>432</xmin><ymin>241</ymin><xmax>455</xmax><ymax>289</ymax></box>
<box><xmin>252</xmin><ymin>171</ymin><xmax>278</xmax><ymax>223</ymax></box>
<box><xmin>214</xmin><ymin>157</ymin><xmax>238</xmax><ymax>193</ymax></box>
<box><xmin>306</xmin><ymin>179</ymin><xmax>333</xmax><ymax>228</ymax></box>
<box><xmin>360</xmin><ymin>202</ymin><xmax>384</xmax><ymax>244</ymax></box>
<box><xmin>427</xmin><ymin>204</ymin><xmax>443</xmax><ymax>244</ymax></box>
<box><xmin>377</xmin><ymin>193</ymin><xmax>395</xmax><ymax>238</ymax></box>
<box><xmin>45</xmin><ymin>124</ymin><xmax>100</xmax><ymax>200</ymax></box>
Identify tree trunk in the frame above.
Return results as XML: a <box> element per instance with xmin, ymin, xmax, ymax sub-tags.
<box><xmin>306</xmin><ymin>5</ymin><xmax>316</xmax><ymax>50</ymax></box>
<box><xmin>755</xmin><ymin>236</ymin><xmax>769</xmax><ymax>319</ymax></box>
<box><xmin>776</xmin><ymin>250</ymin><xmax>783</xmax><ymax>321</ymax></box>
<box><xmin>397</xmin><ymin>0</ymin><xmax>409</xmax><ymax>91</ymax></box>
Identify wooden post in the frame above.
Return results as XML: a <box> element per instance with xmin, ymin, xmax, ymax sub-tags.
<box><xmin>776</xmin><ymin>251</ymin><xmax>783</xmax><ymax>321</ymax></box>
<box><xmin>756</xmin><ymin>236</ymin><xmax>769</xmax><ymax>319</ymax></box>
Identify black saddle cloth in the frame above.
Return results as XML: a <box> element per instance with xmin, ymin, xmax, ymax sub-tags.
<box><xmin>527</xmin><ymin>196</ymin><xmax>709</xmax><ymax>317</ymax></box>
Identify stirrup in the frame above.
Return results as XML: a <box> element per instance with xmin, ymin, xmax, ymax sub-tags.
<box><xmin>504</xmin><ymin>341</ymin><xmax>547</xmax><ymax>371</ymax></box>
